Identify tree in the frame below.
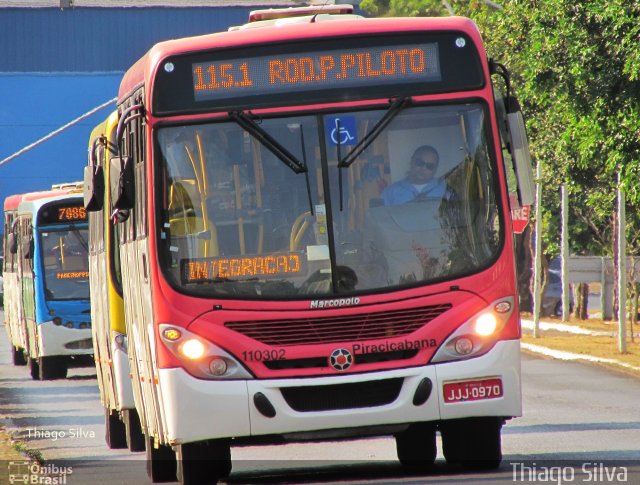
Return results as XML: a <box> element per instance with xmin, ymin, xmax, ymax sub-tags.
<box><xmin>360</xmin><ymin>1</ymin><xmax>640</xmax><ymax>318</ymax></box>
<box><xmin>359</xmin><ymin>0</ymin><xmax>449</xmax><ymax>17</ymax></box>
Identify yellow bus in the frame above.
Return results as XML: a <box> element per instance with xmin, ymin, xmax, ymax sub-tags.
<box><xmin>86</xmin><ymin>111</ymin><xmax>144</xmax><ymax>451</ymax></box>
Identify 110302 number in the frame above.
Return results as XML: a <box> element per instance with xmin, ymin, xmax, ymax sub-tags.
<box><xmin>242</xmin><ymin>349</ymin><xmax>286</xmax><ymax>362</ymax></box>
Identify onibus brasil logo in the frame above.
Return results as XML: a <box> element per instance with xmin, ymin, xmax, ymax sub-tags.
<box><xmin>8</xmin><ymin>461</ymin><xmax>72</xmax><ymax>484</ymax></box>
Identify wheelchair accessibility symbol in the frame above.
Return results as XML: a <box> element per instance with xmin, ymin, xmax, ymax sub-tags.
<box><xmin>325</xmin><ymin>116</ymin><xmax>357</xmax><ymax>146</ymax></box>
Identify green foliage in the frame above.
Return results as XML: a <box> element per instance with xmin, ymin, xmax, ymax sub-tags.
<box><xmin>360</xmin><ymin>0</ymin><xmax>448</xmax><ymax>17</ymax></box>
<box><xmin>360</xmin><ymin>0</ymin><xmax>640</xmax><ymax>259</ymax></box>
<box><xmin>471</xmin><ymin>1</ymin><xmax>640</xmax><ymax>258</ymax></box>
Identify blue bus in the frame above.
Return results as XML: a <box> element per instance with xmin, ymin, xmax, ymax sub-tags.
<box><xmin>3</xmin><ymin>184</ymin><xmax>93</xmax><ymax>380</ymax></box>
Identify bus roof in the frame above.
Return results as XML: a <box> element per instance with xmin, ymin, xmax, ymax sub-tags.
<box><xmin>5</xmin><ymin>182</ymin><xmax>83</xmax><ymax>216</ymax></box>
<box><xmin>118</xmin><ymin>15</ymin><xmax>482</xmax><ymax>103</ymax></box>
<box><xmin>18</xmin><ymin>193</ymin><xmax>84</xmax><ymax>218</ymax></box>
<box><xmin>4</xmin><ymin>188</ymin><xmax>72</xmax><ymax>212</ymax></box>
<box><xmin>4</xmin><ymin>194</ymin><xmax>24</xmax><ymax>211</ymax></box>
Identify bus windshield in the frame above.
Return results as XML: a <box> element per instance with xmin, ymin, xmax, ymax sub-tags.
<box><xmin>40</xmin><ymin>227</ymin><xmax>90</xmax><ymax>300</ymax></box>
<box><xmin>156</xmin><ymin>102</ymin><xmax>502</xmax><ymax>298</ymax></box>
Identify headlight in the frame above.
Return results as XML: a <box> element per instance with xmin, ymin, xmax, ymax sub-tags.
<box><xmin>113</xmin><ymin>332</ymin><xmax>128</xmax><ymax>352</ymax></box>
<box><xmin>179</xmin><ymin>339</ymin><xmax>206</xmax><ymax>360</ymax></box>
<box><xmin>431</xmin><ymin>297</ymin><xmax>514</xmax><ymax>363</ymax></box>
<box><xmin>475</xmin><ymin>313</ymin><xmax>498</xmax><ymax>336</ymax></box>
<box><xmin>159</xmin><ymin>324</ymin><xmax>253</xmax><ymax>380</ymax></box>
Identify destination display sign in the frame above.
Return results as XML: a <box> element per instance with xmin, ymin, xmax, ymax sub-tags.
<box><xmin>192</xmin><ymin>43</ymin><xmax>441</xmax><ymax>102</ymax></box>
<box><xmin>152</xmin><ymin>33</ymin><xmax>484</xmax><ymax>114</ymax></box>
<box><xmin>39</xmin><ymin>201</ymin><xmax>87</xmax><ymax>224</ymax></box>
<box><xmin>181</xmin><ymin>253</ymin><xmax>306</xmax><ymax>284</ymax></box>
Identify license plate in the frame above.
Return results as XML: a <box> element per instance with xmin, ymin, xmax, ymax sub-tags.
<box><xmin>443</xmin><ymin>378</ymin><xmax>503</xmax><ymax>403</ymax></box>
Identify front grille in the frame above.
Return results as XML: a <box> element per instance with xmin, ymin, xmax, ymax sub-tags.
<box><xmin>225</xmin><ymin>304</ymin><xmax>451</xmax><ymax>346</ymax></box>
<box><xmin>281</xmin><ymin>378</ymin><xmax>404</xmax><ymax>412</ymax></box>
<box><xmin>64</xmin><ymin>338</ymin><xmax>93</xmax><ymax>350</ymax></box>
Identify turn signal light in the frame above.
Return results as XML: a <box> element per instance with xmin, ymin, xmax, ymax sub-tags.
<box><xmin>162</xmin><ymin>328</ymin><xmax>182</xmax><ymax>341</ymax></box>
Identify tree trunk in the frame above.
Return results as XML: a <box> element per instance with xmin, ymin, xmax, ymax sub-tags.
<box><xmin>575</xmin><ymin>283</ymin><xmax>589</xmax><ymax>320</ymax></box>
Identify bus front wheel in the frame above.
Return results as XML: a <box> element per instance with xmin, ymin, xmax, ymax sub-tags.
<box><xmin>35</xmin><ymin>356</ymin><xmax>68</xmax><ymax>380</ymax></box>
<box><xmin>12</xmin><ymin>346</ymin><xmax>27</xmax><ymax>366</ymax></box>
<box><xmin>440</xmin><ymin>417</ymin><xmax>503</xmax><ymax>469</ymax></box>
<box><xmin>176</xmin><ymin>439</ymin><xmax>231</xmax><ymax>485</ymax></box>
<box><xmin>104</xmin><ymin>409</ymin><xmax>127</xmax><ymax>449</ymax></box>
<box><xmin>123</xmin><ymin>409</ymin><xmax>145</xmax><ymax>452</ymax></box>
<box><xmin>29</xmin><ymin>358</ymin><xmax>40</xmax><ymax>380</ymax></box>
<box><xmin>395</xmin><ymin>422</ymin><xmax>437</xmax><ymax>472</ymax></box>
<box><xmin>145</xmin><ymin>435</ymin><xmax>177</xmax><ymax>483</ymax></box>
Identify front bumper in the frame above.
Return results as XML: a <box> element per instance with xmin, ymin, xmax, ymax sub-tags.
<box><xmin>38</xmin><ymin>321</ymin><xmax>93</xmax><ymax>357</ymax></box>
<box><xmin>158</xmin><ymin>339</ymin><xmax>522</xmax><ymax>445</ymax></box>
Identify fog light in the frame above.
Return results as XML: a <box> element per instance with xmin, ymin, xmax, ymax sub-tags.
<box><xmin>79</xmin><ymin>322</ymin><xmax>88</xmax><ymax>329</ymax></box>
<box><xmin>209</xmin><ymin>358</ymin><xmax>228</xmax><ymax>376</ymax></box>
<box><xmin>475</xmin><ymin>313</ymin><xmax>497</xmax><ymax>336</ymax></box>
<box><xmin>53</xmin><ymin>317</ymin><xmax>62</xmax><ymax>326</ymax></box>
<box><xmin>180</xmin><ymin>339</ymin><xmax>205</xmax><ymax>360</ymax></box>
<box><xmin>454</xmin><ymin>337</ymin><xmax>474</xmax><ymax>355</ymax></box>
<box><xmin>65</xmin><ymin>321</ymin><xmax>74</xmax><ymax>329</ymax></box>
<box><xmin>162</xmin><ymin>328</ymin><xmax>182</xmax><ymax>341</ymax></box>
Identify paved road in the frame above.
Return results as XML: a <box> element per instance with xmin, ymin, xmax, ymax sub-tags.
<box><xmin>1</xmin><ymin>313</ymin><xmax>639</xmax><ymax>484</ymax></box>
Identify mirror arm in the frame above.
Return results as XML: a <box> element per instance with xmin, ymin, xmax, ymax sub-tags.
<box><xmin>116</xmin><ymin>104</ymin><xmax>144</xmax><ymax>156</ymax></box>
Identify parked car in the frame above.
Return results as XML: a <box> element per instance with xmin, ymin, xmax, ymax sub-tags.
<box><xmin>542</xmin><ymin>269</ymin><xmax>573</xmax><ymax>316</ymax></box>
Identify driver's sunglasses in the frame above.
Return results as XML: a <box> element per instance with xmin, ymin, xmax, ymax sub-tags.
<box><xmin>413</xmin><ymin>159</ymin><xmax>437</xmax><ymax>170</ymax></box>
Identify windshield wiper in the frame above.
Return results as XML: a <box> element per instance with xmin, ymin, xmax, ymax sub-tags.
<box><xmin>338</xmin><ymin>96</ymin><xmax>411</xmax><ymax>168</ymax></box>
<box><xmin>70</xmin><ymin>225</ymin><xmax>88</xmax><ymax>252</ymax></box>
<box><xmin>229</xmin><ymin>111</ymin><xmax>307</xmax><ymax>174</ymax></box>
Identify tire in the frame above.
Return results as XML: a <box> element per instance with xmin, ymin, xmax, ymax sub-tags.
<box><xmin>145</xmin><ymin>434</ymin><xmax>177</xmax><ymax>483</ymax></box>
<box><xmin>395</xmin><ymin>423</ymin><xmax>437</xmax><ymax>473</ymax></box>
<box><xmin>37</xmin><ymin>356</ymin><xmax>68</xmax><ymax>380</ymax></box>
<box><xmin>29</xmin><ymin>357</ymin><xmax>40</xmax><ymax>380</ymax></box>
<box><xmin>440</xmin><ymin>417</ymin><xmax>503</xmax><ymax>470</ymax></box>
<box><xmin>105</xmin><ymin>409</ymin><xmax>127</xmax><ymax>449</ymax></box>
<box><xmin>124</xmin><ymin>409</ymin><xmax>146</xmax><ymax>452</ymax></box>
<box><xmin>176</xmin><ymin>439</ymin><xmax>231</xmax><ymax>485</ymax></box>
<box><xmin>12</xmin><ymin>346</ymin><xmax>27</xmax><ymax>366</ymax></box>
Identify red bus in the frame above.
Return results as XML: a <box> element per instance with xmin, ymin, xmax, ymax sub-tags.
<box><xmin>85</xmin><ymin>6</ymin><xmax>534</xmax><ymax>484</ymax></box>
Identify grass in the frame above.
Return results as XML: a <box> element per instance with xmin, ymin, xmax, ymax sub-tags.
<box><xmin>521</xmin><ymin>314</ymin><xmax>640</xmax><ymax>377</ymax></box>
<box><xmin>0</xmin><ymin>427</ymin><xmax>43</xmax><ymax>463</ymax></box>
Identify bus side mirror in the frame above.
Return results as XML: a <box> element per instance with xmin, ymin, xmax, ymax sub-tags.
<box><xmin>22</xmin><ymin>236</ymin><xmax>34</xmax><ymax>260</ymax></box>
<box><xmin>8</xmin><ymin>233</ymin><xmax>17</xmax><ymax>254</ymax></box>
<box><xmin>506</xmin><ymin>97</ymin><xmax>535</xmax><ymax>207</ymax></box>
<box><xmin>83</xmin><ymin>165</ymin><xmax>104</xmax><ymax>212</ymax></box>
<box><xmin>110</xmin><ymin>156</ymin><xmax>135</xmax><ymax>212</ymax></box>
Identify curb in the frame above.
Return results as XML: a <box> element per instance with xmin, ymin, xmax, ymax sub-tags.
<box><xmin>521</xmin><ymin>318</ymin><xmax>640</xmax><ymax>337</ymax></box>
<box><xmin>520</xmin><ymin>318</ymin><xmax>640</xmax><ymax>376</ymax></box>
<box><xmin>521</xmin><ymin>342</ymin><xmax>640</xmax><ymax>374</ymax></box>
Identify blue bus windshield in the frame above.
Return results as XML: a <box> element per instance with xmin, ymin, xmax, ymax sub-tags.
<box><xmin>40</xmin><ymin>227</ymin><xmax>90</xmax><ymax>300</ymax></box>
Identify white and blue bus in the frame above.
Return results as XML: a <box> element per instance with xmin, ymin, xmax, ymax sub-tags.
<box><xmin>3</xmin><ymin>184</ymin><xmax>93</xmax><ymax>380</ymax></box>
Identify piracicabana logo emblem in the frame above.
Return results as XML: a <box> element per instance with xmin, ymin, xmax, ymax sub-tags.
<box><xmin>329</xmin><ymin>348</ymin><xmax>353</xmax><ymax>371</ymax></box>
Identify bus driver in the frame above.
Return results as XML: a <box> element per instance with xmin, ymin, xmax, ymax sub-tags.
<box><xmin>382</xmin><ymin>145</ymin><xmax>448</xmax><ymax>205</ymax></box>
